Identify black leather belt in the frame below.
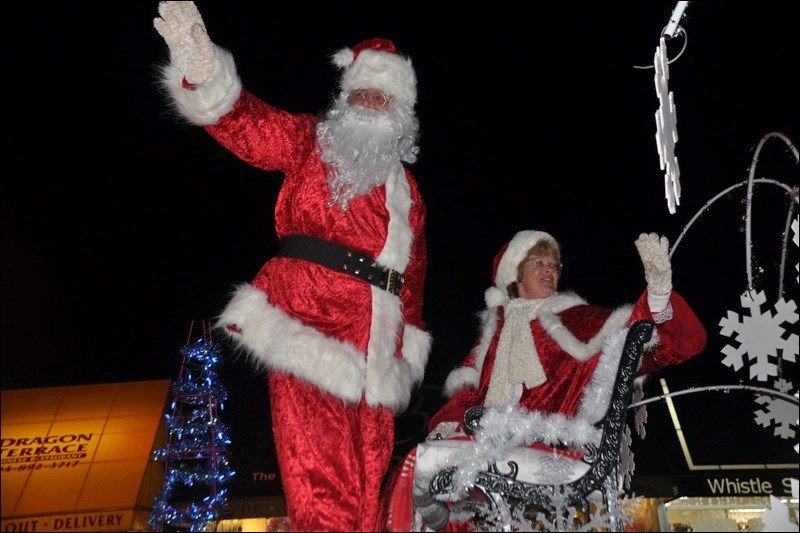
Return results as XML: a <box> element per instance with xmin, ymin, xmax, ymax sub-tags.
<box><xmin>276</xmin><ymin>234</ymin><xmax>405</xmax><ymax>296</ymax></box>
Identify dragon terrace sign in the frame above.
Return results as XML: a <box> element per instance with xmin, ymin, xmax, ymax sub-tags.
<box><xmin>1</xmin><ymin>434</ymin><xmax>95</xmax><ymax>471</ymax></box>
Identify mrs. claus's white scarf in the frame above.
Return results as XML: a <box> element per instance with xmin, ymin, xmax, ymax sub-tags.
<box><xmin>484</xmin><ymin>298</ymin><xmax>548</xmax><ymax>406</ymax></box>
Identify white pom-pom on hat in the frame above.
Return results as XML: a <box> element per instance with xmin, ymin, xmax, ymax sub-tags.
<box><xmin>331</xmin><ymin>47</ymin><xmax>355</xmax><ymax>68</ymax></box>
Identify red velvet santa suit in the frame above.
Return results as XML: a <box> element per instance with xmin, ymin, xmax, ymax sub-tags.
<box><xmin>158</xmin><ymin>41</ymin><xmax>431</xmax><ymax>532</ymax></box>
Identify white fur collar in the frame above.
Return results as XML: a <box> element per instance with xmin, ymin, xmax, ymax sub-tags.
<box><xmin>443</xmin><ymin>291</ymin><xmax>634</xmax><ymax>396</ymax></box>
<box><xmin>537</xmin><ymin>293</ymin><xmax>633</xmax><ymax>362</ymax></box>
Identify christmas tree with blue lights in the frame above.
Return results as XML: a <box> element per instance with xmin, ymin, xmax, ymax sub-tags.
<box><xmin>149</xmin><ymin>321</ymin><xmax>235</xmax><ymax>532</ymax></box>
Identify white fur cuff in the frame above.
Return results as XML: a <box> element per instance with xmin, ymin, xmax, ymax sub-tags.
<box><xmin>159</xmin><ymin>46</ymin><xmax>242</xmax><ymax>126</ymax></box>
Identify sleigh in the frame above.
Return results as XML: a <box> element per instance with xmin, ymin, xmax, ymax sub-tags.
<box><xmin>412</xmin><ymin>319</ymin><xmax>655</xmax><ymax>531</ymax></box>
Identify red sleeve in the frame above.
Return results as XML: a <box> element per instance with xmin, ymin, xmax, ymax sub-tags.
<box><xmin>638</xmin><ymin>291</ymin><xmax>707</xmax><ymax>375</ymax></box>
<box><xmin>204</xmin><ymin>90</ymin><xmax>318</xmax><ymax>174</ymax></box>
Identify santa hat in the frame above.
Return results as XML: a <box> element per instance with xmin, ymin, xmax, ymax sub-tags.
<box><xmin>331</xmin><ymin>38</ymin><xmax>417</xmax><ymax>107</ymax></box>
<box><xmin>484</xmin><ymin>230</ymin><xmax>559</xmax><ymax>308</ymax></box>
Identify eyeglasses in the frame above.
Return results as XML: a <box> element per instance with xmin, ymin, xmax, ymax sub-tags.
<box><xmin>348</xmin><ymin>88</ymin><xmax>392</xmax><ymax>109</ymax></box>
<box><xmin>530</xmin><ymin>259</ymin><xmax>563</xmax><ymax>273</ymax></box>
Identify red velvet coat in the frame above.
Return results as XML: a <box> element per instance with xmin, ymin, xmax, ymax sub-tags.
<box><xmin>203</xmin><ymin>90</ymin><xmax>431</xmax><ymax>413</ymax></box>
<box><xmin>429</xmin><ymin>290</ymin><xmax>706</xmax><ymax>430</ymax></box>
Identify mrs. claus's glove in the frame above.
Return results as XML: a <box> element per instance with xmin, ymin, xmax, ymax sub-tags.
<box><xmin>154</xmin><ymin>1</ymin><xmax>215</xmax><ymax>85</ymax></box>
<box><xmin>635</xmin><ymin>232</ymin><xmax>672</xmax><ymax>313</ymax></box>
<box><xmin>426</xmin><ymin>421</ymin><xmax>459</xmax><ymax>441</ymax></box>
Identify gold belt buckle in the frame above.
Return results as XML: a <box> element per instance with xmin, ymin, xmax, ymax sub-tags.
<box><xmin>386</xmin><ymin>269</ymin><xmax>405</xmax><ymax>296</ymax></box>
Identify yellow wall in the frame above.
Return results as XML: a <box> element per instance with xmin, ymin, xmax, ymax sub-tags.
<box><xmin>1</xmin><ymin>380</ymin><xmax>170</xmax><ymax>532</ymax></box>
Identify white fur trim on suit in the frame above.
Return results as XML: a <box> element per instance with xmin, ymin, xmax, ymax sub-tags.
<box><xmin>443</xmin><ymin>366</ymin><xmax>480</xmax><ymax>400</ymax></box>
<box><xmin>215</xmin><ymin>166</ymin><xmax>430</xmax><ymax>413</ymax></box>
<box><xmin>366</xmin><ymin>301</ymin><xmax>432</xmax><ymax>412</ymax></box>
<box><xmin>216</xmin><ymin>285</ymin><xmax>366</xmax><ymax>403</ymax></box>
<box><xmin>375</xmin><ymin>165</ymin><xmax>413</xmax><ymax>272</ymax></box>
<box><xmin>537</xmin><ymin>296</ymin><xmax>633</xmax><ymax>363</ymax></box>
<box><xmin>159</xmin><ymin>45</ymin><xmax>242</xmax><ymax>126</ymax></box>
<box><xmin>443</xmin><ymin>307</ymin><xmax>498</xmax><ymax>397</ymax></box>
<box><xmin>365</xmin><ymin>164</ymin><xmax>423</xmax><ymax>411</ymax></box>
<box><xmin>216</xmin><ymin>284</ymin><xmax>431</xmax><ymax>413</ymax></box>
<box><xmin>401</xmin><ymin>324</ymin><xmax>433</xmax><ymax>385</ymax></box>
<box><xmin>443</xmin><ymin>291</ymin><xmax>635</xmax><ymax>398</ymax></box>
<box><xmin>576</xmin><ymin>326</ymin><xmax>628</xmax><ymax>423</ymax></box>
<box><xmin>335</xmin><ymin>48</ymin><xmax>417</xmax><ymax>107</ymax></box>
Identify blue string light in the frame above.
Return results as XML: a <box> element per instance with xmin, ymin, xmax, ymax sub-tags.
<box><xmin>149</xmin><ymin>337</ymin><xmax>236</xmax><ymax>532</ymax></box>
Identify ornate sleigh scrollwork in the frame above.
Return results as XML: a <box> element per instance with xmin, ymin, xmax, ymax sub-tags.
<box><xmin>427</xmin><ymin>320</ymin><xmax>655</xmax><ymax>531</ymax></box>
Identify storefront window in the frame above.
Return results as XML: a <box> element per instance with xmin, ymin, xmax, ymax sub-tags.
<box><xmin>663</xmin><ymin>495</ymin><xmax>798</xmax><ymax>532</ymax></box>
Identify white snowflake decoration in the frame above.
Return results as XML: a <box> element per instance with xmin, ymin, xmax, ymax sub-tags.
<box><xmin>754</xmin><ymin>393</ymin><xmax>798</xmax><ymax>440</ymax></box>
<box><xmin>761</xmin><ymin>495</ymin><xmax>799</xmax><ymax>532</ymax></box>
<box><xmin>761</xmin><ymin>451</ymin><xmax>799</xmax><ymax>532</ymax></box>
<box><xmin>719</xmin><ymin>289</ymin><xmax>798</xmax><ymax>381</ymax></box>
<box><xmin>719</xmin><ymin>289</ymin><xmax>799</xmax><ymax>439</ymax></box>
<box><xmin>793</xmin><ymin>215</ymin><xmax>799</xmax><ymax>283</ymax></box>
<box><xmin>654</xmin><ymin>36</ymin><xmax>681</xmax><ymax>214</ymax></box>
<box><xmin>754</xmin><ymin>377</ymin><xmax>798</xmax><ymax>439</ymax></box>
<box><xmin>619</xmin><ymin>424</ymin><xmax>635</xmax><ymax>491</ymax></box>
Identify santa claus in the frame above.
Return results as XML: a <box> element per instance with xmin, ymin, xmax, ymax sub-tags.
<box><xmin>153</xmin><ymin>2</ymin><xmax>431</xmax><ymax>531</ymax></box>
<box><xmin>385</xmin><ymin>230</ymin><xmax>707</xmax><ymax>531</ymax></box>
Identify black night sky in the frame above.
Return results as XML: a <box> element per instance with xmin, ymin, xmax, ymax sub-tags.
<box><xmin>3</xmin><ymin>2</ymin><xmax>798</xmax><ymax>498</ymax></box>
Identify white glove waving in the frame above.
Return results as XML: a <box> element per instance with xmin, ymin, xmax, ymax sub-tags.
<box><xmin>635</xmin><ymin>233</ymin><xmax>673</xmax><ymax>313</ymax></box>
<box><xmin>154</xmin><ymin>1</ymin><xmax>215</xmax><ymax>85</ymax></box>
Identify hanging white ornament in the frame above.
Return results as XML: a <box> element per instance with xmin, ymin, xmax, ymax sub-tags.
<box><xmin>654</xmin><ymin>36</ymin><xmax>681</xmax><ymax>214</ymax></box>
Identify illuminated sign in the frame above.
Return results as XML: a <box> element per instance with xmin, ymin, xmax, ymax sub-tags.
<box><xmin>1</xmin><ymin>380</ymin><xmax>171</xmax><ymax>532</ymax></box>
<box><xmin>701</xmin><ymin>475</ymin><xmax>796</xmax><ymax>497</ymax></box>
<box><xmin>1</xmin><ymin>434</ymin><xmax>96</xmax><ymax>468</ymax></box>
<box><xmin>633</xmin><ymin>473</ymin><xmax>799</xmax><ymax>497</ymax></box>
<box><xmin>1</xmin><ymin>510</ymin><xmax>134</xmax><ymax>532</ymax></box>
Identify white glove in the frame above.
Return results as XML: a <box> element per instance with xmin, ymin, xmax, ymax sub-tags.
<box><xmin>426</xmin><ymin>421</ymin><xmax>458</xmax><ymax>441</ymax></box>
<box><xmin>635</xmin><ymin>233</ymin><xmax>672</xmax><ymax>313</ymax></box>
<box><xmin>154</xmin><ymin>1</ymin><xmax>215</xmax><ymax>85</ymax></box>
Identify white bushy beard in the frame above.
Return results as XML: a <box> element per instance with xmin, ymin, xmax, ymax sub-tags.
<box><xmin>317</xmin><ymin>94</ymin><xmax>419</xmax><ymax>211</ymax></box>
